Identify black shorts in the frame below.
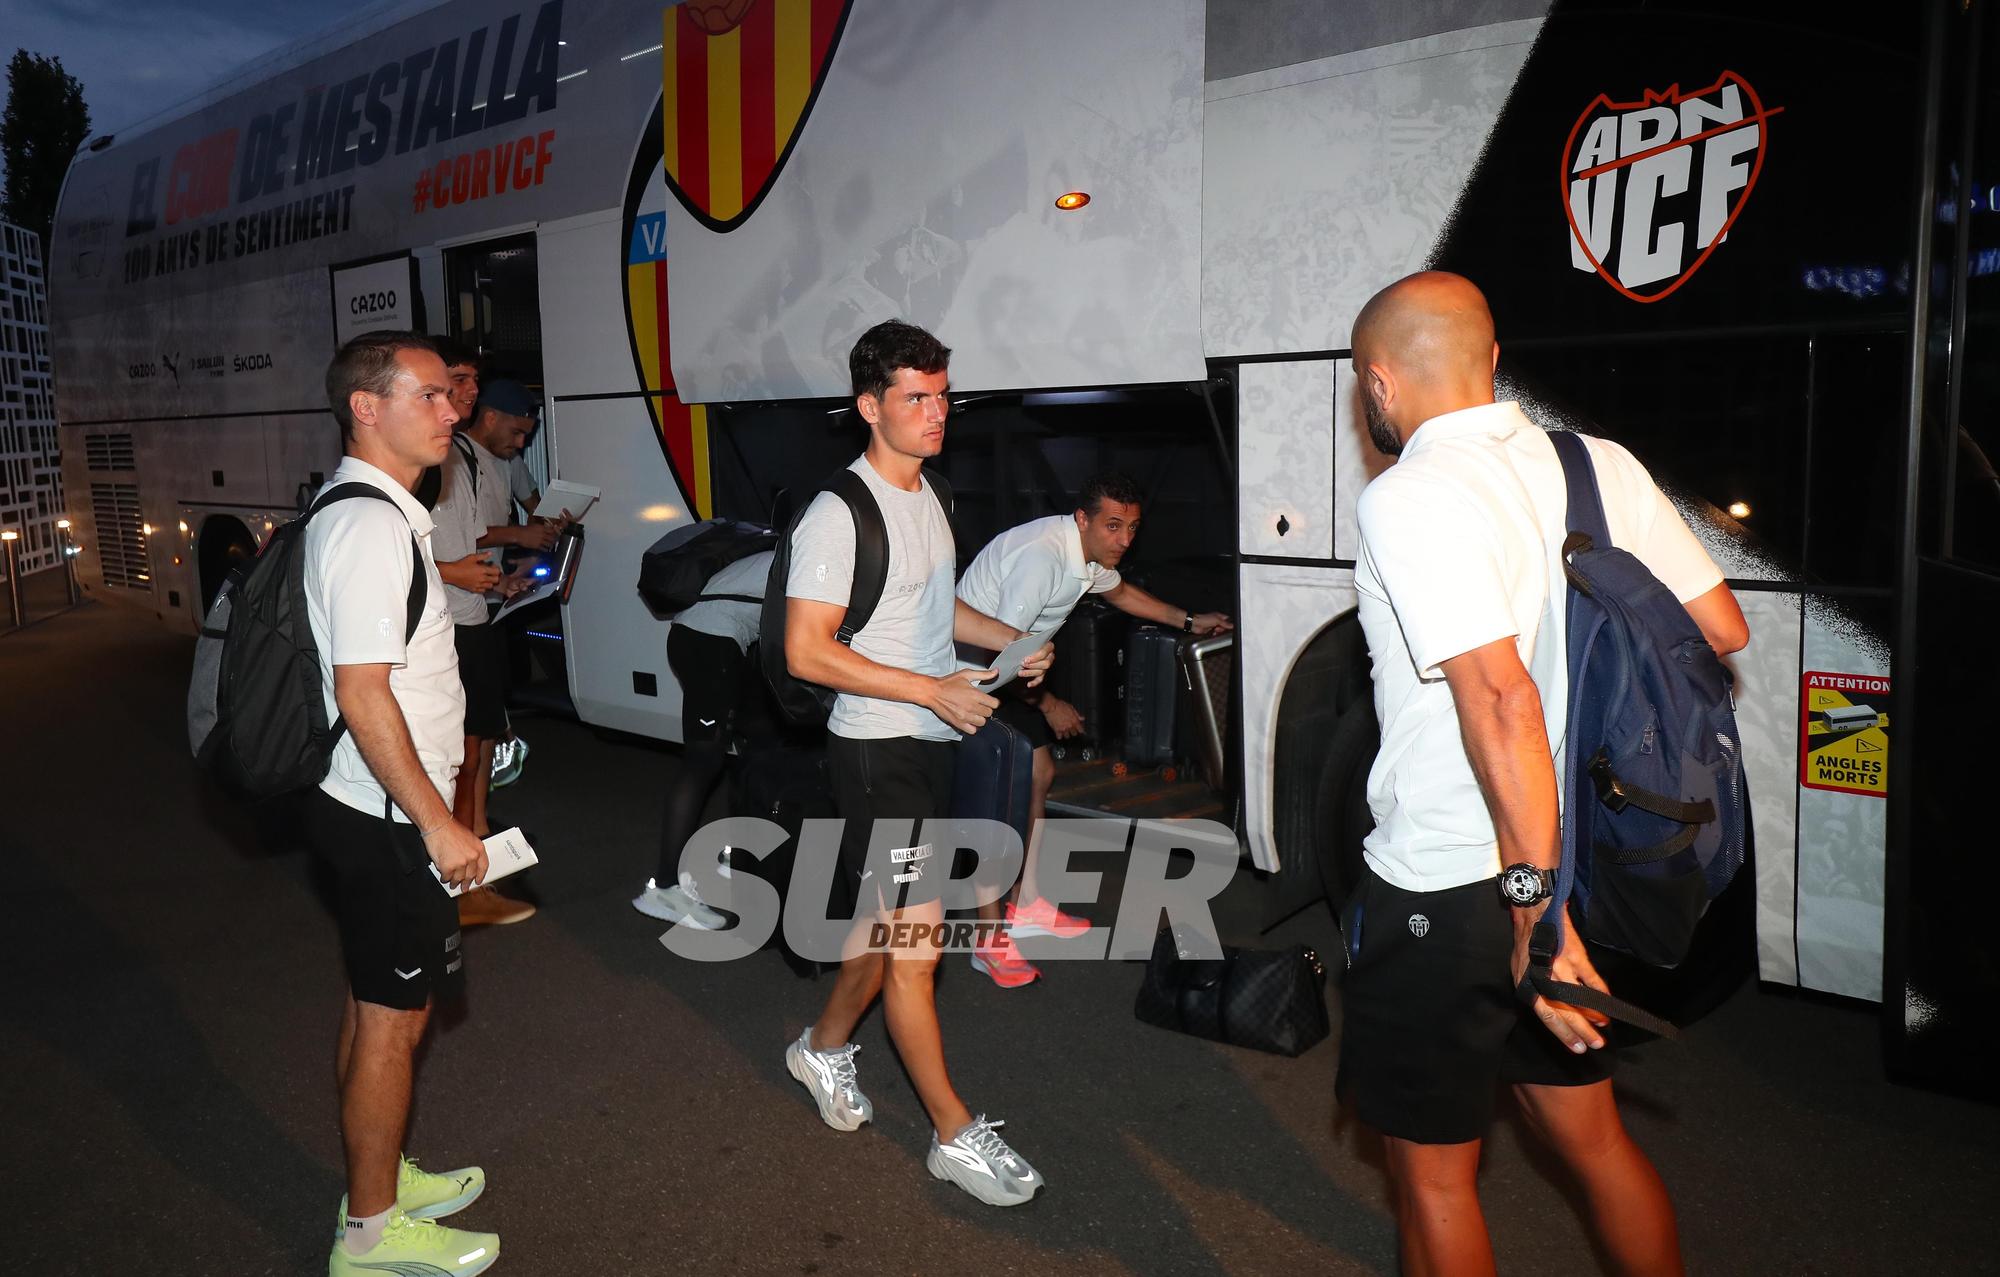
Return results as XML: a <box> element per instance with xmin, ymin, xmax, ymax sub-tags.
<box><xmin>994</xmin><ymin>693</ymin><xmax>1054</xmax><ymax>752</ymax></box>
<box><xmin>453</xmin><ymin>623</ymin><xmax>509</xmax><ymax>739</ymax></box>
<box><xmin>304</xmin><ymin>789</ymin><xmax>464</xmax><ymax>1010</ymax></box>
<box><xmin>667</xmin><ymin>625</ymin><xmax>745</xmax><ymax>746</ymax></box>
<box><xmin>1336</xmin><ymin>867</ymin><xmax>1612</xmax><ymax>1145</ymax></box>
<box><xmin>826</xmin><ymin>735</ymin><xmax>956</xmax><ymax>916</ymax></box>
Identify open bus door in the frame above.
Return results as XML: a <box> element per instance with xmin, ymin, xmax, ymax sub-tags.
<box><xmin>1887</xmin><ymin>0</ymin><xmax>2000</xmax><ymax>1098</ymax></box>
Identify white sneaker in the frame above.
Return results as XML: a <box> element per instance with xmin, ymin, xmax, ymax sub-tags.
<box><xmin>630</xmin><ymin>875</ymin><xmax>725</xmax><ymax>928</ymax></box>
<box><xmin>927</xmin><ymin>1115</ymin><xmax>1045</xmax><ymax>1207</ymax></box>
<box><xmin>784</xmin><ymin>1028</ymin><xmax>873</xmax><ymax>1131</ymax></box>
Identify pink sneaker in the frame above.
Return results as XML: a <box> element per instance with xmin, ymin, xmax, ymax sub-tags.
<box><xmin>1007</xmin><ymin>896</ymin><xmax>1091</xmax><ymax>940</ymax></box>
<box><xmin>970</xmin><ymin>939</ymin><xmax>1041</xmax><ymax>988</ymax></box>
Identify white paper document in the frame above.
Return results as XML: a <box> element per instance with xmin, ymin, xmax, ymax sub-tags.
<box><xmin>975</xmin><ymin>631</ymin><xmax>1055</xmax><ymax>692</ymax></box>
<box><xmin>431</xmin><ymin>827</ymin><xmax>540</xmax><ymax>897</ymax></box>
<box><xmin>490</xmin><ymin>576</ymin><xmax>561</xmax><ymax>623</ymax></box>
<box><xmin>538</xmin><ymin>479</ymin><xmax>600</xmax><ymax>522</ymax></box>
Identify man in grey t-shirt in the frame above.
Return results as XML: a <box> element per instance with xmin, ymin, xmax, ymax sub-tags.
<box><xmin>779</xmin><ymin>320</ymin><xmax>1053</xmax><ymax>1208</ymax></box>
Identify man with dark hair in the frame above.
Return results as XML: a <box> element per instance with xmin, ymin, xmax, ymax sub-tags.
<box><xmin>430</xmin><ymin>380</ymin><xmax>561</xmax><ymax>928</ymax></box>
<box><xmin>308</xmin><ymin>330</ymin><xmax>501</xmax><ymax>1275</ymax></box>
<box><xmin>1344</xmin><ymin>272</ymin><xmax>1747</xmax><ymax>1275</ymax></box>
<box><xmin>954</xmin><ymin>471</ymin><xmax>1231</xmax><ymax>985</ymax></box>
<box><xmin>436</xmin><ymin>339</ymin><xmax>481</xmax><ymax>423</ymax></box>
<box><xmin>780</xmin><ymin>318</ymin><xmax>1053</xmax><ymax>1207</ymax></box>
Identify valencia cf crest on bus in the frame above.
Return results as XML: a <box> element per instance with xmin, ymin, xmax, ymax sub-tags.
<box><xmin>1561</xmin><ymin>72</ymin><xmax>1781</xmax><ymax>303</ymax></box>
<box><xmin>621</xmin><ymin>0</ymin><xmax>853</xmax><ymax>517</ymax></box>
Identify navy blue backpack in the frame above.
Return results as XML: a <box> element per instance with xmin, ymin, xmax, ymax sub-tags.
<box><xmin>1523</xmin><ymin>432</ymin><xmax>1748</xmax><ymax>1039</ymax></box>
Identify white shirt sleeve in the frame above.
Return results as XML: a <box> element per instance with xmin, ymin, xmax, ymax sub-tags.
<box><xmin>1590</xmin><ymin>438</ymin><xmax>1726</xmax><ymax>604</ymax></box>
<box><xmin>1085</xmin><ymin>564</ymin><xmax>1121</xmax><ymax>594</ymax></box>
<box><xmin>315</xmin><ymin>505</ymin><xmax>419</xmax><ymax>668</ymax></box>
<box><xmin>1356</xmin><ymin>474</ymin><xmax>1518</xmax><ymax>679</ymax></box>
<box><xmin>785</xmin><ymin>491</ymin><xmax>855</xmax><ymax>606</ymax></box>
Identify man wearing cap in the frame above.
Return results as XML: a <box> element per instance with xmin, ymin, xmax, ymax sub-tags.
<box><xmin>431</xmin><ymin>378</ymin><xmax>565</xmax><ymax>925</ymax></box>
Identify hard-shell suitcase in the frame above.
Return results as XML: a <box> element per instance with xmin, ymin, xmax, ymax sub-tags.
<box><xmin>1180</xmin><ymin>633</ymin><xmax>1234</xmax><ymax>795</ymax></box>
<box><xmin>1044</xmin><ymin>599</ymin><xmax>1127</xmax><ymax>761</ymax></box>
<box><xmin>730</xmin><ymin>744</ymin><xmax>844</xmax><ymax>977</ymax></box>
<box><xmin>1123</xmin><ymin>625</ymin><xmax>1180</xmax><ymax>768</ymax></box>
<box><xmin>952</xmin><ymin>716</ymin><xmax>1035</xmax><ymax>848</ymax></box>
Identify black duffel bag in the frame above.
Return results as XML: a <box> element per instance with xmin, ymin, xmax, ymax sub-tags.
<box><xmin>1133</xmin><ymin>926</ymin><xmax>1329</xmax><ymax>1057</ymax></box>
<box><xmin>637</xmin><ymin>518</ymin><xmax>776</xmax><ymax>616</ymax></box>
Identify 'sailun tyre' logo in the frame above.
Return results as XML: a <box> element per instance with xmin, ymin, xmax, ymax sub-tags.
<box><xmin>1561</xmin><ymin>72</ymin><xmax>1783</xmax><ymax>303</ymax></box>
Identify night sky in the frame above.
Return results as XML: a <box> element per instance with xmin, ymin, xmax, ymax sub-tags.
<box><xmin>1</xmin><ymin>0</ymin><xmax>352</xmax><ymax>175</ymax></box>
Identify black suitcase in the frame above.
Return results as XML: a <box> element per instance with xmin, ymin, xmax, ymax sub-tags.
<box><xmin>1179</xmin><ymin>633</ymin><xmax>1233</xmax><ymax>794</ymax></box>
<box><xmin>952</xmin><ymin>717</ymin><xmax>1035</xmax><ymax>848</ymax></box>
<box><xmin>1044</xmin><ymin>600</ymin><xmax>1127</xmax><ymax>761</ymax></box>
<box><xmin>1123</xmin><ymin>625</ymin><xmax>1180</xmax><ymax>768</ymax></box>
<box><xmin>730</xmin><ymin>744</ymin><xmax>845</xmax><ymax>977</ymax></box>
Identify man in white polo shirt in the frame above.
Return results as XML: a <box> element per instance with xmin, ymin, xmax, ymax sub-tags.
<box><xmin>1342</xmin><ymin>272</ymin><xmax>1747</xmax><ymax>1275</ymax></box>
<box><xmin>431</xmin><ymin>378</ymin><xmax>559</xmax><ymax>927</ymax></box>
<box><xmin>954</xmin><ymin>473</ymin><xmax>1232</xmax><ymax>986</ymax></box>
<box><xmin>306</xmin><ymin>331</ymin><xmax>502</xmax><ymax>1276</ymax></box>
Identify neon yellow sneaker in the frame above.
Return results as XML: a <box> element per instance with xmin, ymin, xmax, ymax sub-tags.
<box><xmin>329</xmin><ymin>1208</ymin><xmax>498</xmax><ymax>1276</ymax></box>
<box><xmin>333</xmin><ymin>1156</ymin><xmax>485</xmax><ymax>1237</ymax></box>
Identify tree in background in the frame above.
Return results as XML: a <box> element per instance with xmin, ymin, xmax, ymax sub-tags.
<box><xmin>2</xmin><ymin>50</ymin><xmax>91</xmax><ymax>244</ymax></box>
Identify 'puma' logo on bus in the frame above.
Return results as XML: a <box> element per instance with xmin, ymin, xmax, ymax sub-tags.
<box><xmin>159</xmin><ymin>351</ymin><xmax>180</xmax><ymax>386</ymax></box>
<box><xmin>1562</xmin><ymin>73</ymin><xmax>1783</xmax><ymax>303</ymax></box>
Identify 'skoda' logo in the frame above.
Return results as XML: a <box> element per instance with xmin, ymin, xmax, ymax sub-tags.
<box><xmin>620</xmin><ymin>0</ymin><xmax>853</xmax><ymax>517</ymax></box>
<box><xmin>1562</xmin><ymin>73</ymin><xmax>1781</xmax><ymax>303</ymax></box>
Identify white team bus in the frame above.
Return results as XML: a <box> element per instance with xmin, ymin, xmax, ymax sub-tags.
<box><xmin>50</xmin><ymin>0</ymin><xmax>1988</xmax><ymax>1084</ymax></box>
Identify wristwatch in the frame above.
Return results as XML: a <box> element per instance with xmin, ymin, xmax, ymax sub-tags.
<box><xmin>1498</xmin><ymin>863</ymin><xmax>1554</xmax><ymax>907</ymax></box>
<box><xmin>1182</xmin><ymin>612</ymin><xmax>1195</xmax><ymax>634</ymax></box>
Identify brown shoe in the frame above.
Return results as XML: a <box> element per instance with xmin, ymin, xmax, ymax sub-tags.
<box><xmin>458</xmin><ymin>886</ymin><xmax>537</xmax><ymax>927</ymax></box>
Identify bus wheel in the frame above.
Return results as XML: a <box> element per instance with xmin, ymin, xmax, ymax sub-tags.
<box><xmin>1313</xmin><ymin>698</ymin><xmax>1378</xmax><ymax>914</ymax></box>
<box><xmin>197</xmin><ymin>517</ymin><xmax>257</xmax><ymax>611</ymax></box>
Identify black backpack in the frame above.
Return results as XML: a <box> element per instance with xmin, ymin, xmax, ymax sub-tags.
<box><xmin>760</xmin><ymin>467</ymin><xmax>953</xmax><ymax>725</ymax></box>
<box><xmin>188</xmin><ymin>483</ymin><xmax>426</xmax><ymax>800</ymax></box>
<box><xmin>637</xmin><ymin>518</ymin><xmax>778</xmax><ymax>616</ymax></box>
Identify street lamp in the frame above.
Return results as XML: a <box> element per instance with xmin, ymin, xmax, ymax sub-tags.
<box><xmin>1</xmin><ymin>529</ymin><xmax>19</xmax><ymax>629</ymax></box>
<box><xmin>55</xmin><ymin>519</ymin><xmax>78</xmax><ymax>605</ymax></box>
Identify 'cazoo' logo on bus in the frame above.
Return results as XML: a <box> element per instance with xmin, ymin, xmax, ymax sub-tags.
<box><xmin>1562</xmin><ymin>72</ymin><xmax>1782</xmax><ymax>303</ymax></box>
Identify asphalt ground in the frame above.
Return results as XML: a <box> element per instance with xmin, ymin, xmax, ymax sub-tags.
<box><xmin>3</xmin><ymin>601</ymin><xmax>1996</xmax><ymax>1275</ymax></box>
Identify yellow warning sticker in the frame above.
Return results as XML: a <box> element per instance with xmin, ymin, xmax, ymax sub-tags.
<box><xmin>1800</xmin><ymin>670</ymin><xmax>1890</xmax><ymax>797</ymax></box>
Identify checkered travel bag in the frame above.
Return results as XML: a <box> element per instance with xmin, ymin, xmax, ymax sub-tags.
<box><xmin>1134</xmin><ymin>925</ymin><xmax>1329</xmax><ymax>1057</ymax></box>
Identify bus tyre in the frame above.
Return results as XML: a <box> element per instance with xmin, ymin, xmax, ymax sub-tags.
<box><xmin>1313</xmin><ymin>698</ymin><xmax>1379</xmax><ymax>914</ymax></box>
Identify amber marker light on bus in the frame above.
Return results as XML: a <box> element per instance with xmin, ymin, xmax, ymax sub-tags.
<box><xmin>1728</xmin><ymin>501</ymin><xmax>1752</xmax><ymax>519</ymax></box>
<box><xmin>1055</xmin><ymin>191</ymin><xmax>1091</xmax><ymax>210</ymax></box>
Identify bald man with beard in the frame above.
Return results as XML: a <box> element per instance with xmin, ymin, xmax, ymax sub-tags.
<box><xmin>1341</xmin><ymin>272</ymin><xmax>1746</xmax><ymax>1276</ymax></box>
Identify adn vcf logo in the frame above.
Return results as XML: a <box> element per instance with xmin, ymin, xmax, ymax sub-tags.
<box><xmin>1562</xmin><ymin>72</ymin><xmax>1782</xmax><ymax>302</ymax></box>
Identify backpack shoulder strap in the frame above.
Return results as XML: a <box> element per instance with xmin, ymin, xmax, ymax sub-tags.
<box><xmin>307</xmin><ymin>483</ymin><xmax>427</xmax><ymax>641</ymax></box>
<box><xmin>830</xmin><ymin>468</ymin><xmax>888</xmax><ymax>644</ymax></box>
<box><xmin>1548</xmin><ymin>430</ymin><xmax>1611</xmax><ymax>551</ymax></box>
<box><xmin>451</xmin><ymin>433</ymin><xmax>479</xmax><ymax>496</ymax></box>
<box><xmin>921</xmin><ymin>467</ymin><xmax>954</xmax><ymax>517</ymax></box>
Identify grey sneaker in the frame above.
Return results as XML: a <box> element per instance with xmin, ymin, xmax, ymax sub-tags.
<box><xmin>490</xmin><ymin>736</ymin><xmax>529</xmax><ymax>789</ymax></box>
<box><xmin>927</xmin><ymin>1115</ymin><xmax>1044</xmax><ymax>1207</ymax></box>
<box><xmin>785</xmin><ymin>1028</ymin><xmax>872</xmax><ymax>1131</ymax></box>
<box><xmin>630</xmin><ymin>875</ymin><xmax>725</xmax><ymax>929</ymax></box>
